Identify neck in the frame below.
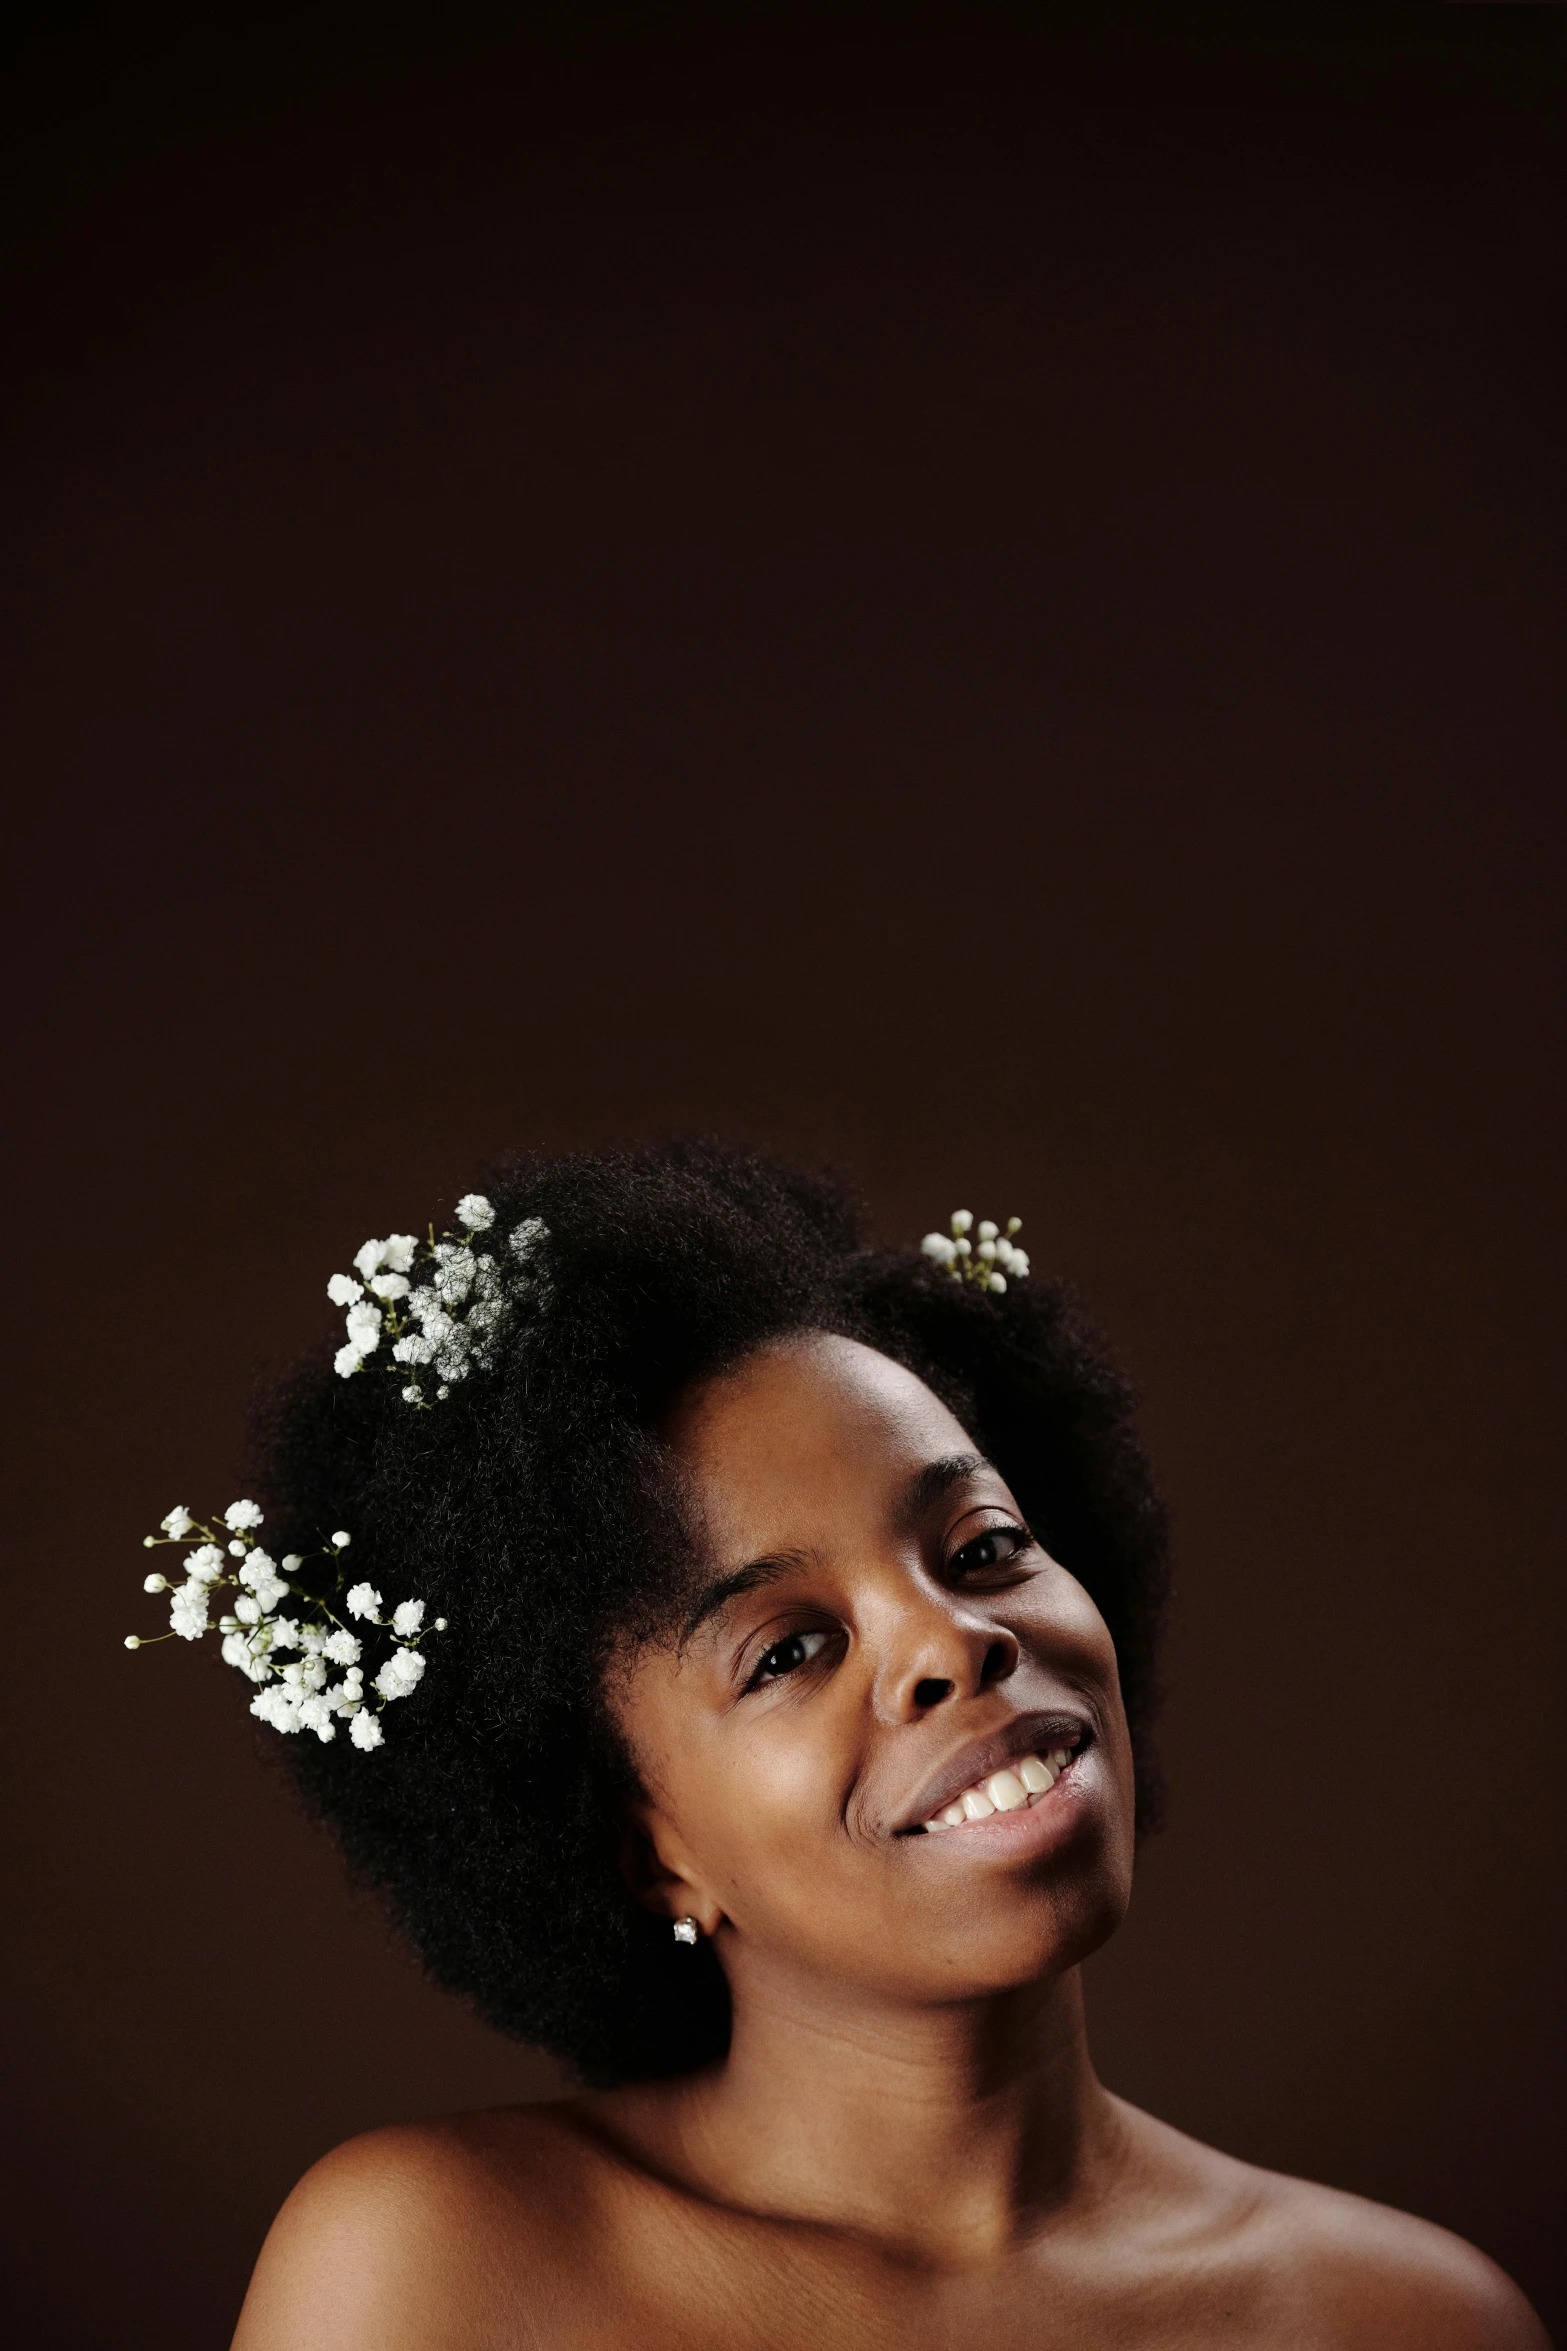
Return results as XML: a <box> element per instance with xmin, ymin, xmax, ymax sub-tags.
<box><xmin>670</xmin><ymin>1957</ymin><xmax>1122</xmax><ymax>2261</ymax></box>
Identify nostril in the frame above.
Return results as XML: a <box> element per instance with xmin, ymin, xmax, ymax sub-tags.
<box><xmin>980</xmin><ymin>1641</ymin><xmax>1013</xmax><ymax>1685</ymax></box>
<box><xmin>913</xmin><ymin>1677</ymin><xmax>954</xmax><ymax>1709</ymax></box>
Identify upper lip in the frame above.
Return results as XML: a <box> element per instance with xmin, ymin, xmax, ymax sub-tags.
<box><xmin>892</xmin><ymin>1707</ymin><xmax>1093</xmax><ymax>1835</ymax></box>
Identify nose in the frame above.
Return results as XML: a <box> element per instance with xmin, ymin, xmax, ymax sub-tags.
<box><xmin>875</xmin><ymin>1590</ymin><xmax>1020</xmax><ymax>1721</ymax></box>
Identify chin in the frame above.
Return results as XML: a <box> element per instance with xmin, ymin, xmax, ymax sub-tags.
<box><xmin>980</xmin><ymin>1861</ymin><xmax>1132</xmax><ymax>1996</ymax></box>
<box><xmin>875</xmin><ymin>1838</ymin><xmax>1133</xmax><ymax>2004</ymax></box>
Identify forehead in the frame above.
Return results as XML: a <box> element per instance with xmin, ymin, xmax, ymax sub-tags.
<box><xmin>665</xmin><ymin>1333</ymin><xmax>975</xmax><ymax>1551</ymax></box>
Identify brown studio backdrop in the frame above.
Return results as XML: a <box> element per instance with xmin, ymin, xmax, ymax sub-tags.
<box><xmin>2</xmin><ymin>12</ymin><xmax>1563</xmax><ymax>2344</ymax></box>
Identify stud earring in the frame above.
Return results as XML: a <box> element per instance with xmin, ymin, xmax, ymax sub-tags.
<box><xmin>672</xmin><ymin>1916</ymin><xmax>699</xmax><ymax>1945</ymax></box>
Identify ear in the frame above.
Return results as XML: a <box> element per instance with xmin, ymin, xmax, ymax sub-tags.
<box><xmin>617</xmin><ymin>1801</ymin><xmax>724</xmax><ymax>1941</ymax></box>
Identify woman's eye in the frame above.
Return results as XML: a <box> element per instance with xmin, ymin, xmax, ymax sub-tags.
<box><xmin>749</xmin><ymin>1628</ymin><xmax>830</xmax><ymax>1686</ymax></box>
<box><xmin>949</xmin><ymin>1524</ymin><xmax>1033</xmax><ymax>1578</ymax></box>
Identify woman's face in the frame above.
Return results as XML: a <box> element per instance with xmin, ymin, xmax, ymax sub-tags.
<box><xmin>612</xmin><ymin>1333</ymin><xmax>1136</xmax><ymax>2009</ymax></box>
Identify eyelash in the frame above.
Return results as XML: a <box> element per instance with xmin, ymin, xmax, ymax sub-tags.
<box><xmin>947</xmin><ymin>1522</ymin><xmax>1035</xmax><ymax>1578</ymax></box>
<box><xmin>744</xmin><ymin>1627</ymin><xmax>833</xmax><ymax>1692</ymax></box>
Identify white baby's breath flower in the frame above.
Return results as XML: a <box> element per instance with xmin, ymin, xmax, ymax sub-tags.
<box><xmin>431</xmin><ymin>1246</ymin><xmax>475</xmax><ymax>1306</ymax></box>
<box><xmin>234</xmin><ymin>1594</ymin><xmax>261</xmax><ymax>1625</ymax></box>
<box><xmin>391</xmin><ymin>1599</ymin><xmax>424</xmax><ymax>1637</ymax></box>
<box><xmin>401</xmin><ymin>1384</ymin><xmax>423</xmax><ymax>1403</ymax></box>
<box><xmin>143</xmin><ymin>1572</ymin><xmax>168</xmax><ymax>1593</ymax></box>
<box><xmin>334</xmin><ymin>1342</ymin><xmax>365</xmax><ymax>1378</ymax></box>
<box><xmin>373</xmin><ymin>1647</ymin><xmax>426</xmax><ymax>1702</ymax></box>
<box><xmin>282</xmin><ymin>1554</ymin><xmax>302</xmax><ymax>1572</ymax></box>
<box><xmin>508</xmin><ymin>1217</ymin><xmax>548</xmax><ymax>1261</ymax></box>
<box><xmin>223</xmin><ymin>1631</ymin><xmax>273</xmax><ymax>1681</ymax></box>
<box><xmin>228</xmin><ymin>1540</ymin><xmax>247</xmax><ymax>1556</ymax></box>
<box><xmin>326</xmin><ymin>1273</ymin><xmax>363</xmax><ymax>1306</ymax></box>
<box><xmin>381</xmin><ymin>1234</ymin><xmax>419</xmax><ymax>1274</ymax></box>
<box><xmin>124</xmin><ymin>1634</ymin><xmax>141</xmax><ymax>1649</ymax></box>
<box><xmin>392</xmin><ymin>1332</ymin><xmax>435</xmax><ymax>1365</ymax></box>
<box><xmin>353</xmin><ymin>1238</ymin><xmax>389</xmax><ymax>1281</ymax></box>
<box><xmin>456</xmin><ymin>1194</ymin><xmax>495</xmax><ymax>1232</ymax></box>
<box><xmin>161</xmin><ymin>1505</ymin><xmax>195</xmax><ymax>1541</ymax></box>
<box><xmin>169</xmin><ymin>1582</ymin><xmax>210</xmax><ymax>1641</ymax></box>
<box><xmin>268</xmin><ymin>1617</ymin><xmax>300</xmax><ymax>1650</ymax></box>
<box><xmin>297</xmin><ymin>1694</ymin><xmax>337</xmax><ymax>1741</ymax></box>
<box><xmin>241</xmin><ymin>1550</ymin><xmax>288</xmax><ymax>1610</ymax></box>
<box><xmin>345</xmin><ymin>1582</ymin><xmax>380</xmax><ymax>1620</ymax></box>
<box><xmin>185</xmin><ymin>1544</ymin><xmax>225</xmax><ymax>1584</ymax></box>
<box><xmin>252</xmin><ymin>1686</ymin><xmax>301</xmax><ymax>1733</ymax></box>
<box><xmin>924</xmin><ymin>1209</ymin><xmax>1028</xmax><ymax>1292</ymax></box>
<box><xmin>369</xmin><ymin>1273</ymin><xmax>410</xmax><ymax>1300</ymax></box>
<box><xmin>344</xmin><ymin>1301</ymin><xmax>382</xmax><ymax>1354</ymax></box>
<box><xmin>350</xmin><ymin>1710</ymin><xmax>384</xmax><ymax>1751</ymax></box>
<box><xmin>332</xmin><ymin>1530</ymin><xmax>352</xmax><ymax>1549</ymax></box>
<box><xmin>224</xmin><ymin>1500</ymin><xmax>264</xmax><ymax>1531</ymax></box>
<box><xmin>323</xmin><ymin>1629</ymin><xmax>361</xmax><ymax>1665</ymax></box>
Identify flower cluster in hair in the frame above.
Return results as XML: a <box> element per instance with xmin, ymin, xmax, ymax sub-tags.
<box><xmin>920</xmin><ymin>1209</ymin><xmax>1029</xmax><ymax>1292</ymax></box>
<box><xmin>327</xmin><ymin>1193</ymin><xmax>550</xmax><ymax>1406</ymax></box>
<box><xmin>126</xmin><ymin>1503</ymin><xmax>445</xmax><ymax>1751</ymax></box>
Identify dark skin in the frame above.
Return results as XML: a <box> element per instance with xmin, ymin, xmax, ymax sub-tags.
<box><xmin>235</xmin><ymin>1334</ymin><xmax>1546</xmax><ymax>2349</ymax></box>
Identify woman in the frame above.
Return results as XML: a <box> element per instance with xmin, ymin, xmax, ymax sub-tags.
<box><xmin>138</xmin><ymin>1142</ymin><xmax>1540</xmax><ymax>2347</ymax></box>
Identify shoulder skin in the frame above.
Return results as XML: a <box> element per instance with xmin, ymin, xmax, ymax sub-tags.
<box><xmin>230</xmin><ymin>2109</ymin><xmax>594</xmax><ymax>2351</ymax></box>
<box><xmin>1109</xmin><ymin>2100</ymin><xmax>1549</xmax><ymax>2351</ymax></box>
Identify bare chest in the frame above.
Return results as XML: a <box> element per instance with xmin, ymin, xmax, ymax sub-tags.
<box><xmin>455</xmin><ymin>2196</ymin><xmax>1299</xmax><ymax>2351</ymax></box>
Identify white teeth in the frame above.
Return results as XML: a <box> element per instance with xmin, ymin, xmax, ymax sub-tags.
<box><xmin>921</xmin><ymin>1746</ymin><xmax>1078</xmax><ymax>1833</ymax></box>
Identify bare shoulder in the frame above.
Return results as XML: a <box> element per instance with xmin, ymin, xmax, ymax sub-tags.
<box><xmin>1114</xmin><ymin>2098</ymin><xmax>1549</xmax><ymax>2351</ymax></box>
<box><xmin>1255</xmin><ymin>2171</ymin><xmax>1547</xmax><ymax>2350</ymax></box>
<box><xmin>230</xmin><ymin>2103</ymin><xmax>607</xmax><ymax>2350</ymax></box>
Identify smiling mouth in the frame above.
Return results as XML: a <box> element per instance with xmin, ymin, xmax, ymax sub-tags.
<box><xmin>914</xmin><ymin>1737</ymin><xmax>1086</xmax><ymax>1834</ymax></box>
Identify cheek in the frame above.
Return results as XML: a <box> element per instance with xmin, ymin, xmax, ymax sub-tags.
<box><xmin>1025</xmin><ymin>1572</ymin><xmax>1128</xmax><ymax>1710</ymax></box>
<box><xmin>682</xmin><ymin>1710</ymin><xmax>856</xmax><ymax>1906</ymax></box>
<box><xmin>1019</xmin><ymin>1577</ymin><xmax>1137</xmax><ymax>1812</ymax></box>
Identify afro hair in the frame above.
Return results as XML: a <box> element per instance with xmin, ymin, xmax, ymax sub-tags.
<box><xmin>255</xmin><ymin>1139</ymin><xmax>1170</xmax><ymax>2085</ymax></box>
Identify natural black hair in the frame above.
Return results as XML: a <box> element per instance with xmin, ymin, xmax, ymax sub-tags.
<box><xmin>257</xmin><ymin>1139</ymin><xmax>1170</xmax><ymax>2086</ymax></box>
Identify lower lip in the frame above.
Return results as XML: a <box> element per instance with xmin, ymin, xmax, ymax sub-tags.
<box><xmin>913</xmin><ymin>1755</ymin><xmax>1094</xmax><ymax>1858</ymax></box>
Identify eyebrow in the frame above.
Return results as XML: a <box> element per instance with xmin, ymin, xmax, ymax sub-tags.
<box><xmin>678</xmin><ymin>1451</ymin><xmax>993</xmax><ymax>1646</ymax></box>
<box><xmin>679</xmin><ymin>1551</ymin><xmax>813</xmax><ymax>1647</ymax></box>
<box><xmin>899</xmin><ymin>1451</ymin><xmax>991</xmax><ymax>1526</ymax></box>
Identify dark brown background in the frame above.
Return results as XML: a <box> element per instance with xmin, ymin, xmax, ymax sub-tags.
<box><xmin>3</xmin><ymin>8</ymin><xmax>1563</xmax><ymax>2344</ymax></box>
